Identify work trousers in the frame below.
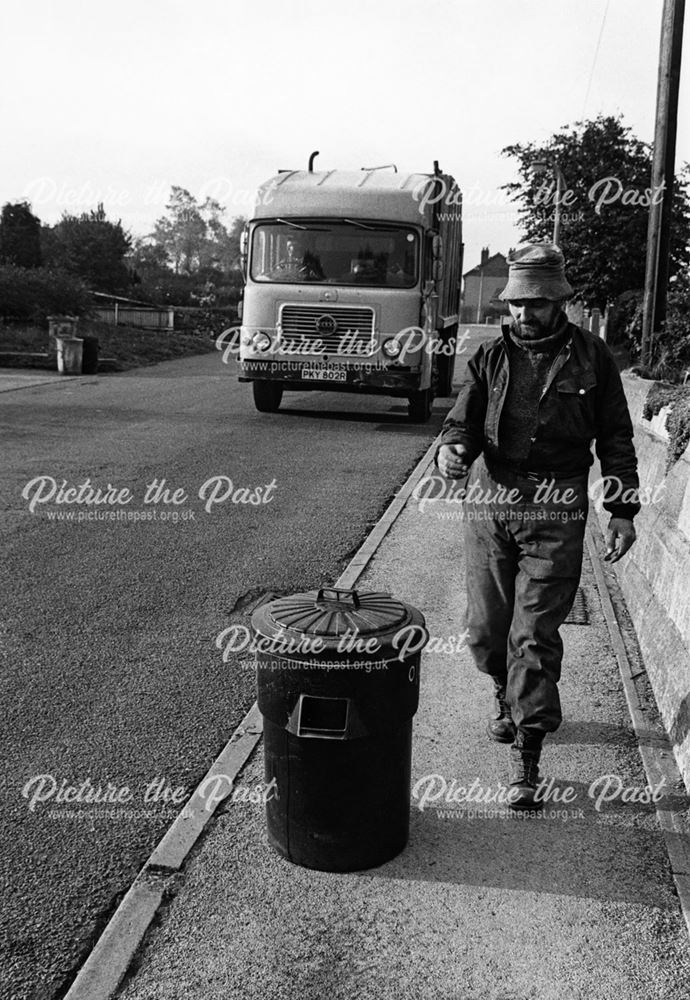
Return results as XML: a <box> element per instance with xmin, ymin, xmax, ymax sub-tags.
<box><xmin>463</xmin><ymin>457</ymin><xmax>589</xmax><ymax>735</ymax></box>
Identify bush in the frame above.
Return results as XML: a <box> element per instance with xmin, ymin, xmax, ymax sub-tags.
<box><xmin>174</xmin><ymin>306</ymin><xmax>238</xmax><ymax>338</ymax></box>
<box><xmin>619</xmin><ymin>273</ymin><xmax>690</xmax><ymax>380</ymax></box>
<box><xmin>0</xmin><ymin>265</ymin><xmax>92</xmax><ymax>323</ymax></box>
<box><xmin>642</xmin><ymin>381</ymin><xmax>690</xmax><ymax>470</ymax></box>
<box><xmin>658</xmin><ymin>271</ymin><xmax>690</xmax><ymax>374</ymax></box>
<box><xmin>607</xmin><ymin>290</ymin><xmax>642</xmax><ymax>347</ymax></box>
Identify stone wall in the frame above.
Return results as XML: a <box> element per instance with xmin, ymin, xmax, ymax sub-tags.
<box><xmin>591</xmin><ymin>373</ymin><xmax>690</xmax><ymax>790</ymax></box>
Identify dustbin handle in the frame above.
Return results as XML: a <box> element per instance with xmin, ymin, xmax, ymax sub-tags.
<box><xmin>315</xmin><ymin>587</ymin><xmax>360</xmax><ymax>609</ymax></box>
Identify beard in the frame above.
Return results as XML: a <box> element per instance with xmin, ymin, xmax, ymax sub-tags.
<box><xmin>515</xmin><ymin>318</ymin><xmax>548</xmax><ymax>338</ymax></box>
<box><xmin>514</xmin><ymin>307</ymin><xmax>559</xmax><ymax>339</ymax></box>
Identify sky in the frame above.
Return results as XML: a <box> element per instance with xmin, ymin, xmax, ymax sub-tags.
<box><xmin>2</xmin><ymin>0</ymin><xmax>689</xmax><ymax>272</ymax></box>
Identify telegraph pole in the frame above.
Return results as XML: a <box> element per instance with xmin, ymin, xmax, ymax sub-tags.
<box><xmin>641</xmin><ymin>0</ymin><xmax>685</xmax><ymax>368</ymax></box>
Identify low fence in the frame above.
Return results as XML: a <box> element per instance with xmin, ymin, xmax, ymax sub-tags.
<box><xmin>92</xmin><ymin>305</ymin><xmax>238</xmax><ymax>336</ymax></box>
<box><xmin>93</xmin><ymin>305</ymin><xmax>174</xmax><ymax>330</ymax></box>
<box><xmin>459</xmin><ymin>303</ymin><xmax>607</xmax><ymax>334</ymax></box>
<box><xmin>566</xmin><ymin>302</ymin><xmax>607</xmax><ymax>338</ymax></box>
<box><xmin>459</xmin><ymin>305</ymin><xmax>508</xmax><ymax>324</ymax></box>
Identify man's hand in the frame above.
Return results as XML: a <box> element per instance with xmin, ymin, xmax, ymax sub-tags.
<box><xmin>437</xmin><ymin>444</ymin><xmax>471</xmax><ymax>479</ymax></box>
<box><xmin>604</xmin><ymin>518</ymin><xmax>636</xmax><ymax>563</ymax></box>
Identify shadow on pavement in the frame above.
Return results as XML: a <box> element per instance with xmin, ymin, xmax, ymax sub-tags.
<box><xmin>361</xmin><ymin>799</ymin><xmax>679</xmax><ymax>908</ymax></box>
<box><xmin>275</xmin><ymin>403</ymin><xmax>449</xmax><ymax>424</ymax></box>
<box><xmin>546</xmin><ymin>719</ymin><xmax>655</xmax><ymax>747</ymax></box>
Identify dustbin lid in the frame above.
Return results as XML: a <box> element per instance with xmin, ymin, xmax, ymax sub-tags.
<box><xmin>259</xmin><ymin>588</ymin><xmax>411</xmax><ymax>637</ymax></box>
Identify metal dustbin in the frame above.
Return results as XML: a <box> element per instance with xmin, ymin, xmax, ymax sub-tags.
<box><xmin>81</xmin><ymin>335</ymin><xmax>99</xmax><ymax>374</ymax></box>
<box><xmin>56</xmin><ymin>336</ymin><xmax>83</xmax><ymax>375</ymax></box>
<box><xmin>252</xmin><ymin>587</ymin><xmax>428</xmax><ymax>872</ymax></box>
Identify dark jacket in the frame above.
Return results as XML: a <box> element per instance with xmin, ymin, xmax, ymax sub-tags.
<box><xmin>437</xmin><ymin>321</ymin><xmax>640</xmax><ymax>520</ymax></box>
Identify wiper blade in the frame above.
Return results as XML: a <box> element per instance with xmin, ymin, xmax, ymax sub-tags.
<box><xmin>276</xmin><ymin>218</ymin><xmax>308</xmax><ymax>230</ymax></box>
<box><xmin>342</xmin><ymin>218</ymin><xmax>377</xmax><ymax>230</ymax></box>
<box><xmin>275</xmin><ymin>219</ymin><xmax>330</xmax><ymax>232</ymax></box>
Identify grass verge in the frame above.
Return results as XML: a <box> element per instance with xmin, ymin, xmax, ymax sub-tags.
<box><xmin>0</xmin><ymin>320</ymin><xmax>217</xmax><ymax>372</ymax></box>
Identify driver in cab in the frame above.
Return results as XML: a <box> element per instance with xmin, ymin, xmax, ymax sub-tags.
<box><xmin>268</xmin><ymin>235</ymin><xmax>324</xmax><ymax>281</ymax></box>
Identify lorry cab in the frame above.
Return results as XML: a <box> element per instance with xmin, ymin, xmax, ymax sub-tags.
<box><xmin>236</xmin><ymin>159</ymin><xmax>463</xmax><ymax>422</ymax></box>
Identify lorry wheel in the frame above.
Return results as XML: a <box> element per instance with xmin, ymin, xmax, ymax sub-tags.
<box><xmin>408</xmin><ymin>387</ymin><xmax>433</xmax><ymax>423</ymax></box>
<box><xmin>253</xmin><ymin>381</ymin><xmax>283</xmax><ymax>413</ymax></box>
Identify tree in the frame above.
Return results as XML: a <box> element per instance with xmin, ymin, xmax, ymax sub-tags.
<box><xmin>151</xmin><ymin>187</ymin><xmax>207</xmax><ymax>275</ymax></box>
<box><xmin>501</xmin><ymin>114</ymin><xmax>690</xmax><ymax>310</ymax></box>
<box><xmin>128</xmin><ymin>235</ymin><xmax>201</xmax><ymax>305</ymax></box>
<box><xmin>224</xmin><ymin>214</ymin><xmax>247</xmax><ymax>272</ymax></box>
<box><xmin>45</xmin><ymin>203</ymin><xmax>133</xmax><ymax>293</ymax></box>
<box><xmin>150</xmin><ymin>186</ymin><xmax>244</xmax><ymax>275</ymax></box>
<box><xmin>131</xmin><ymin>188</ymin><xmax>244</xmax><ymax>308</ymax></box>
<box><xmin>0</xmin><ymin>201</ymin><xmax>42</xmax><ymax>268</ymax></box>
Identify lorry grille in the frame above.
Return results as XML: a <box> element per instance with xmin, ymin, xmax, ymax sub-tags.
<box><xmin>279</xmin><ymin>305</ymin><xmax>376</xmax><ymax>354</ymax></box>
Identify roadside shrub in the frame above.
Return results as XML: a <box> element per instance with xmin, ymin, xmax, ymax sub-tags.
<box><xmin>642</xmin><ymin>381</ymin><xmax>690</xmax><ymax>470</ymax></box>
<box><xmin>0</xmin><ymin>265</ymin><xmax>92</xmax><ymax>323</ymax></box>
<box><xmin>607</xmin><ymin>290</ymin><xmax>642</xmax><ymax>347</ymax></box>
<box><xmin>658</xmin><ymin>271</ymin><xmax>690</xmax><ymax>375</ymax></box>
<box><xmin>174</xmin><ymin>306</ymin><xmax>238</xmax><ymax>338</ymax></box>
<box><xmin>622</xmin><ymin>273</ymin><xmax>690</xmax><ymax>379</ymax></box>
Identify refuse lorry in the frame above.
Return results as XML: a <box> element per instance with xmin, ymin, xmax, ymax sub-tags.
<box><xmin>235</xmin><ymin>152</ymin><xmax>463</xmax><ymax>422</ymax></box>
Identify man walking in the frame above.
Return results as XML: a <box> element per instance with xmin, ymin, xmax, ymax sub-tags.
<box><xmin>436</xmin><ymin>244</ymin><xmax>639</xmax><ymax>808</ymax></box>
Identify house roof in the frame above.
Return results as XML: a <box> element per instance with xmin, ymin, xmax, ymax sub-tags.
<box><xmin>464</xmin><ymin>252</ymin><xmax>508</xmax><ymax>278</ymax></box>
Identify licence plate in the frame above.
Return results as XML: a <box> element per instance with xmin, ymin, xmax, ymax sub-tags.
<box><xmin>301</xmin><ymin>367</ymin><xmax>347</xmax><ymax>382</ymax></box>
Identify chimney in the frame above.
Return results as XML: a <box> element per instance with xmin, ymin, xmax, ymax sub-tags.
<box><xmin>480</xmin><ymin>246</ymin><xmax>490</xmax><ymax>267</ymax></box>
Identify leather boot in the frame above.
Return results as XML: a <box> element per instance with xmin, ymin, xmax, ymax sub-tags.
<box><xmin>508</xmin><ymin>730</ymin><xmax>544</xmax><ymax>810</ymax></box>
<box><xmin>487</xmin><ymin>680</ymin><xmax>516</xmax><ymax>743</ymax></box>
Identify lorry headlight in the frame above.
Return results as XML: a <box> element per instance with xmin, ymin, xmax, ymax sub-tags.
<box><xmin>382</xmin><ymin>338</ymin><xmax>402</xmax><ymax>358</ymax></box>
<box><xmin>250</xmin><ymin>331</ymin><xmax>272</xmax><ymax>352</ymax></box>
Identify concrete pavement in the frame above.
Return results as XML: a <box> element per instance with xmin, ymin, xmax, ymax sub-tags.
<box><xmin>105</xmin><ymin>451</ymin><xmax>690</xmax><ymax>1000</ymax></box>
<box><xmin>0</xmin><ymin>367</ymin><xmax>93</xmax><ymax>393</ymax></box>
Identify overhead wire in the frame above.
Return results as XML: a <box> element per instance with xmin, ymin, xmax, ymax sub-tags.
<box><xmin>581</xmin><ymin>0</ymin><xmax>611</xmax><ymax>118</ymax></box>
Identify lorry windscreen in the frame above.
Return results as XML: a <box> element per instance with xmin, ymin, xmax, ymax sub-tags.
<box><xmin>250</xmin><ymin>222</ymin><xmax>419</xmax><ymax>288</ymax></box>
